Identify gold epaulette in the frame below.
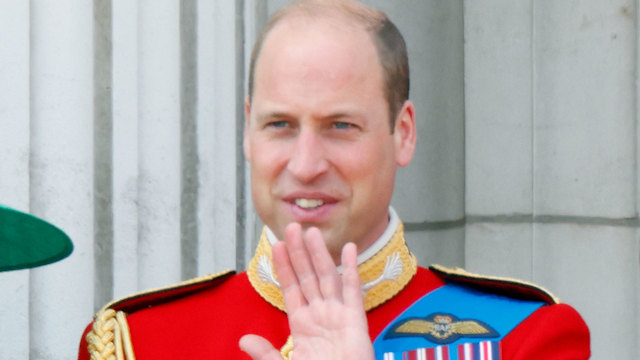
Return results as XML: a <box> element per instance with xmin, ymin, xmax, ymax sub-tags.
<box><xmin>86</xmin><ymin>270</ymin><xmax>235</xmax><ymax>360</ymax></box>
<box><xmin>429</xmin><ymin>264</ymin><xmax>560</xmax><ymax>305</ymax></box>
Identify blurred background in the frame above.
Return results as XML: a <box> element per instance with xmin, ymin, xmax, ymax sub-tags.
<box><xmin>0</xmin><ymin>0</ymin><xmax>638</xmax><ymax>358</ymax></box>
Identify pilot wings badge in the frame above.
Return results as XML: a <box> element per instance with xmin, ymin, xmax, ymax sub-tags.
<box><xmin>384</xmin><ymin>313</ymin><xmax>499</xmax><ymax>344</ymax></box>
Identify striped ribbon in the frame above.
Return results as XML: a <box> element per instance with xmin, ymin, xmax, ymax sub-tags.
<box><xmin>457</xmin><ymin>341</ymin><xmax>500</xmax><ymax>360</ymax></box>
<box><xmin>383</xmin><ymin>341</ymin><xmax>500</xmax><ymax>360</ymax></box>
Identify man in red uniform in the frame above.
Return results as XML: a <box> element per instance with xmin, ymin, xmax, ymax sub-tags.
<box><xmin>79</xmin><ymin>1</ymin><xmax>590</xmax><ymax>359</ymax></box>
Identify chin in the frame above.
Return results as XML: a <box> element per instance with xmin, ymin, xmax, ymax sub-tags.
<box><xmin>318</xmin><ymin>231</ymin><xmax>346</xmax><ymax>253</ymax></box>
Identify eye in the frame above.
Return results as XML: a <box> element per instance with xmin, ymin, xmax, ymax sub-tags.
<box><xmin>267</xmin><ymin>120</ymin><xmax>288</xmax><ymax>128</ymax></box>
<box><xmin>333</xmin><ymin>121</ymin><xmax>354</xmax><ymax>130</ymax></box>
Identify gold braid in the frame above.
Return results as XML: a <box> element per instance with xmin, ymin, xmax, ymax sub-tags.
<box><xmin>280</xmin><ymin>335</ymin><xmax>293</xmax><ymax>359</ymax></box>
<box><xmin>86</xmin><ymin>309</ymin><xmax>136</xmax><ymax>360</ymax></box>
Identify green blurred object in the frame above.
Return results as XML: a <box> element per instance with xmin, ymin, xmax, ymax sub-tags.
<box><xmin>0</xmin><ymin>205</ymin><xmax>73</xmax><ymax>272</ymax></box>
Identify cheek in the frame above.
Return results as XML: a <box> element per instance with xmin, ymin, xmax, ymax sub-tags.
<box><xmin>350</xmin><ymin>142</ymin><xmax>396</xmax><ymax>195</ymax></box>
<box><xmin>334</xmin><ymin>141</ymin><xmax>394</xmax><ymax>186</ymax></box>
<box><xmin>248</xmin><ymin>138</ymin><xmax>291</xmax><ymax>188</ymax></box>
<box><xmin>249</xmin><ymin>141</ymin><xmax>279</xmax><ymax>215</ymax></box>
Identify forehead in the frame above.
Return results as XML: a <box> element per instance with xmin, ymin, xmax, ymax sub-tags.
<box><xmin>252</xmin><ymin>15</ymin><xmax>384</xmax><ymax>103</ymax></box>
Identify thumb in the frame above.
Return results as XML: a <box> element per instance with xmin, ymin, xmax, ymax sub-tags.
<box><xmin>239</xmin><ymin>334</ymin><xmax>284</xmax><ymax>360</ymax></box>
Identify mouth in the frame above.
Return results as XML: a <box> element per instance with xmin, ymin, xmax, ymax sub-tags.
<box><xmin>294</xmin><ymin>198</ymin><xmax>325</xmax><ymax>210</ymax></box>
<box><xmin>283</xmin><ymin>195</ymin><xmax>336</xmax><ymax>223</ymax></box>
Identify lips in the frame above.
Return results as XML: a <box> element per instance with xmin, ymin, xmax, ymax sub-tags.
<box><xmin>282</xmin><ymin>192</ymin><xmax>338</xmax><ymax>223</ymax></box>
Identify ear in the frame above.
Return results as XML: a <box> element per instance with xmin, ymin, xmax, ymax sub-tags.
<box><xmin>243</xmin><ymin>96</ymin><xmax>252</xmax><ymax>162</ymax></box>
<box><xmin>393</xmin><ymin>100</ymin><xmax>416</xmax><ymax>167</ymax></box>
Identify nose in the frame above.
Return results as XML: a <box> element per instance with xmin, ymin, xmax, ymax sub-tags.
<box><xmin>286</xmin><ymin>128</ymin><xmax>329</xmax><ymax>183</ymax></box>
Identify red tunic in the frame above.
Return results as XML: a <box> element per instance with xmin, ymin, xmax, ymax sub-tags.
<box><xmin>78</xmin><ymin>266</ymin><xmax>589</xmax><ymax>359</ymax></box>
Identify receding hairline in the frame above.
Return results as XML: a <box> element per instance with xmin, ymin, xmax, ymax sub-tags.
<box><xmin>268</xmin><ymin>0</ymin><xmax>385</xmax><ymax>35</ymax></box>
<box><xmin>248</xmin><ymin>0</ymin><xmax>389</xmax><ymax>100</ymax></box>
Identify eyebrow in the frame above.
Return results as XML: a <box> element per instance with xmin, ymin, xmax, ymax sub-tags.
<box><xmin>262</xmin><ymin>111</ymin><xmax>293</xmax><ymax>119</ymax></box>
<box><xmin>254</xmin><ymin>111</ymin><xmax>294</xmax><ymax>124</ymax></box>
<box><xmin>253</xmin><ymin>104</ymin><xmax>366</xmax><ymax>123</ymax></box>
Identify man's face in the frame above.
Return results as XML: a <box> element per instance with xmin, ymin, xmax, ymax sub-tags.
<box><xmin>245</xmin><ymin>17</ymin><xmax>415</xmax><ymax>263</ymax></box>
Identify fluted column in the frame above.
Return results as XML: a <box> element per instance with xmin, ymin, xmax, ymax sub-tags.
<box><xmin>137</xmin><ymin>0</ymin><xmax>182</xmax><ymax>289</ymax></box>
<box><xmin>29</xmin><ymin>0</ymin><xmax>94</xmax><ymax>358</ymax></box>
<box><xmin>0</xmin><ymin>1</ymin><xmax>31</xmax><ymax>358</ymax></box>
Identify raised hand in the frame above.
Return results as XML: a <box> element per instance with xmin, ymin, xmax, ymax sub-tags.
<box><xmin>240</xmin><ymin>223</ymin><xmax>375</xmax><ymax>360</ymax></box>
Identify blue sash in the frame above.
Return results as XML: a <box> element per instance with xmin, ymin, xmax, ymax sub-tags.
<box><xmin>373</xmin><ymin>284</ymin><xmax>545</xmax><ymax>359</ymax></box>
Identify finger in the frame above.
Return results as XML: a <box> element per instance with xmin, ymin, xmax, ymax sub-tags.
<box><xmin>239</xmin><ymin>334</ymin><xmax>284</xmax><ymax>360</ymax></box>
<box><xmin>304</xmin><ymin>227</ymin><xmax>342</xmax><ymax>301</ymax></box>
<box><xmin>272</xmin><ymin>240</ymin><xmax>307</xmax><ymax>310</ymax></box>
<box><xmin>284</xmin><ymin>223</ymin><xmax>322</xmax><ymax>302</ymax></box>
<box><xmin>341</xmin><ymin>242</ymin><xmax>365</xmax><ymax>309</ymax></box>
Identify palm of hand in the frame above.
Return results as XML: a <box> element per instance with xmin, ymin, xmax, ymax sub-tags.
<box><xmin>239</xmin><ymin>223</ymin><xmax>375</xmax><ymax>360</ymax></box>
<box><xmin>287</xmin><ymin>296</ymin><xmax>373</xmax><ymax>359</ymax></box>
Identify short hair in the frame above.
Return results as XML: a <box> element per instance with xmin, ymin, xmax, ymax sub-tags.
<box><xmin>247</xmin><ymin>0</ymin><xmax>409</xmax><ymax>131</ymax></box>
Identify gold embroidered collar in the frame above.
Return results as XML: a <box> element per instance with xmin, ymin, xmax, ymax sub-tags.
<box><xmin>246</xmin><ymin>221</ymin><xmax>417</xmax><ymax>312</ymax></box>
